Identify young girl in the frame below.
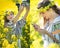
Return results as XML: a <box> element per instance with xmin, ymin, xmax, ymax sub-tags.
<box><xmin>33</xmin><ymin>1</ymin><xmax>60</xmax><ymax>48</ymax></box>
<box><xmin>4</xmin><ymin>8</ymin><xmax>27</xmax><ymax>48</ymax></box>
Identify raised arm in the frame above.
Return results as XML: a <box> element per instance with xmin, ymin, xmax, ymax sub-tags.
<box><xmin>22</xmin><ymin>5</ymin><xmax>30</xmax><ymax>20</ymax></box>
<box><xmin>12</xmin><ymin>5</ymin><xmax>24</xmax><ymax>24</ymax></box>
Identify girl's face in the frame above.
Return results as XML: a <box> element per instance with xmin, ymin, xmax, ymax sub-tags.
<box><xmin>40</xmin><ymin>8</ymin><xmax>52</xmax><ymax>20</ymax></box>
<box><xmin>7</xmin><ymin>13</ymin><xmax>14</xmax><ymax>21</ymax></box>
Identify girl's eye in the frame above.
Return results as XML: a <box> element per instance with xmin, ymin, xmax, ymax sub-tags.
<box><xmin>10</xmin><ymin>14</ymin><xmax>13</xmax><ymax>15</ymax></box>
<box><xmin>10</xmin><ymin>14</ymin><xmax>13</xmax><ymax>16</ymax></box>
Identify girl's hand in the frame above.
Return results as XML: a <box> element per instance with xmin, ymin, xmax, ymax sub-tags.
<box><xmin>32</xmin><ymin>24</ymin><xmax>47</xmax><ymax>34</ymax></box>
<box><xmin>32</xmin><ymin>24</ymin><xmax>60</xmax><ymax>43</ymax></box>
<box><xmin>32</xmin><ymin>24</ymin><xmax>40</xmax><ymax>31</ymax></box>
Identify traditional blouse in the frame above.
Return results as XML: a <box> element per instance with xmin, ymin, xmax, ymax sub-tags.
<box><xmin>6</xmin><ymin>19</ymin><xmax>26</xmax><ymax>43</ymax></box>
<box><xmin>43</xmin><ymin>16</ymin><xmax>60</xmax><ymax>48</ymax></box>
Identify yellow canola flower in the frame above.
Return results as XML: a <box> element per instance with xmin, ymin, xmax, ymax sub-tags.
<box><xmin>48</xmin><ymin>43</ymin><xmax>60</xmax><ymax>48</ymax></box>
<box><xmin>0</xmin><ymin>33</ymin><xmax>2</xmax><ymax>38</ymax></box>
<box><xmin>30</xmin><ymin>35</ymin><xmax>33</xmax><ymax>40</ymax></box>
<box><xmin>24</xmin><ymin>40</ymin><xmax>27</xmax><ymax>43</ymax></box>
<box><xmin>6</xmin><ymin>44</ymin><xmax>14</xmax><ymax>48</ymax></box>
<box><xmin>2</xmin><ymin>39</ymin><xmax>9</xmax><ymax>47</ymax></box>
<box><xmin>25</xmin><ymin>43</ymin><xmax>28</xmax><ymax>47</ymax></box>
<box><xmin>11</xmin><ymin>35</ymin><xmax>17</xmax><ymax>41</ymax></box>
<box><xmin>12</xmin><ymin>42</ymin><xmax>17</xmax><ymax>46</ymax></box>
<box><xmin>20</xmin><ymin>36</ymin><xmax>24</xmax><ymax>40</ymax></box>
<box><xmin>25</xmin><ymin>25</ymin><xmax>28</xmax><ymax>29</ymax></box>
<box><xmin>25</xmin><ymin>30</ymin><xmax>28</xmax><ymax>33</ymax></box>
<box><xmin>1</xmin><ymin>33</ymin><xmax>6</xmax><ymax>38</ymax></box>
<box><xmin>30</xmin><ymin>40</ymin><xmax>42</xmax><ymax>48</ymax></box>
<box><xmin>30</xmin><ymin>44</ymin><xmax>34</xmax><ymax>48</ymax></box>
<box><xmin>4</xmin><ymin>28</ymin><xmax>9</xmax><ymax>33</ymax></box>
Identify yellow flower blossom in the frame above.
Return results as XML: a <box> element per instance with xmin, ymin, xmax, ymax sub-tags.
<box><xmin>25</xmin><ymin>43</ymin><xmax>28</xmax><ymax>47</ymax></box>
<box><xmin>11</xmin><ymin>35</ymin><xmax>17</xmax><ymax>41</ymax></box>
<box><xmin>0</xmin><ymin>33</ymin><xmax>2</xmax><ymax>38</ymax></box>
<box><xmin>25</xmin><ymin>26</ymin><xmax>28</xmax><ymax>29</ymax></box>
<box><xmin>2</xmin><ymin>39</ymin><xmax>9</xmax><ymax>47</ymax></box>
<box><xmin>25</xmin><ymin>30</ymin><xmax>28</xmax><ymax>33</ymax></box>
<box><xmin>6</xmin><ymin>44</ymin><xmax>14</xmax><ymax>48</ymax></box>
<box><xmin>12</xmin><ymin>42</ymin><xmax>17</xmax><ymax>46</ymax></box>
<box><xmin>30</xmin><ymin>44</ymin><xmax>34</xmax><ymax>48</ymax></box>
<box><xmin>48</xmin><ymin>43</ymin><xmax>60</xmax><ymax>48</ymax></box>
<box><xmin>24</xmin><ymin>40</ymin><xmax>27</xmax><ymax>43</ymax></box>
<box><xmin>20</xmin><ymin>36</ymin><xmax>24</xmax><ymax>40</ymax></box>
<box><xmin>4</xmin><ymin>28</ymin><xmax>9</xmax><ymax>33</ymax></box>
<box><xmin>1</xmin><ymin>33</ymin><xmax>6</xmax><ymax>38</ymax></box>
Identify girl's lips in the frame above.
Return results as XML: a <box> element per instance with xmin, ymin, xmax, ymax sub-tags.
<box><xmin>10</xmin><ymin>16</ymin><xmax>13</xmax><ymax>19</ymax></box>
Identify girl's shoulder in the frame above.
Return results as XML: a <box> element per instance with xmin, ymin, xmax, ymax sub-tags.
<box><xmin>16</xmin><ymin>19</ymin><xmax>26</xmax><ymax>26</ymax></box>
<box><xmin>53</xmin><ymin>16</ymin><xmax>60</xmax><ymax>25</ymax></box>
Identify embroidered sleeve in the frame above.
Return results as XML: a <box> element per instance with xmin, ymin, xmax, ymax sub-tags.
<box><xmin>52</xmin><ymin>22</ymin><xmax>60</xmax><ymax>42</ymax></box>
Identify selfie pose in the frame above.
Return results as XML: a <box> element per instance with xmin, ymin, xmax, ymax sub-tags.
<box><xmin>4</xmin><ymin>0</ymin><xmax>30</xmax><ymax>48</ymax></box>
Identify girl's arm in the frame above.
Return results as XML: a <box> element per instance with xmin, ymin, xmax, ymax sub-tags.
<box><xmin>12</xmin><ymin>5</ymin><xmax>24</xmax><ymax>24</ymax></box>
<box><xmin>22</xmin><ymin>6</ymin><xmax>30</xmax><ymax>20</ymax></box>
<box><xmin>33</xmin><ymin>24</ymin><xmax>60</xmax><ymax>43</ymax></box>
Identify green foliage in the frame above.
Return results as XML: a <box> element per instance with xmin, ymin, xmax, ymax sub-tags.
<box><xmin>21</xmin><ymin>23</ymin><xmax>30</xmax><ymax>48</ymax></box>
